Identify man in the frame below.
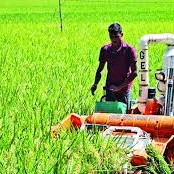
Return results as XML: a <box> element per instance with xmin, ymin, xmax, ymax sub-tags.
<box><xmin>90</xmin><ymin>23</ymin><xmax>137</xmax><ymax>106</ymax></box>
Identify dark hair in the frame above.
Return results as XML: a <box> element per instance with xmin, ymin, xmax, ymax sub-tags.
<box><xmin>108</xmin><ymin>23</ymin><xmax>122</xmax><ymax>34</ymax></box>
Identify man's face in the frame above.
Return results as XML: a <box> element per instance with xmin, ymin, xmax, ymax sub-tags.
<box><xmin>109</xmin><ymin>33</ymin><xmax>122</xmax><ymax>45</ymax></box>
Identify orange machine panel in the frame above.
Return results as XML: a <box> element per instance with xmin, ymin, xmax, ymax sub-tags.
<box><xmin>86</xmin><ymin>113</ymin><xmax>174</xmax><ymax>138</ymax></box>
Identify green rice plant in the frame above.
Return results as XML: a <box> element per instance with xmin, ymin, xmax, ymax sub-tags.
<box><xmin>145</xmin><ymin>145</ymin><xmax>171</xmax><ymax>174</ymax></box>
<box><xmin>53</xmin><ymin>129</ymin><xmax>130</xmax><ymax>174</ymax></box>
<box><xmin>0</xmin><ymin>0</ymin><xmax>174</xmax><ymax>173</ymax></box>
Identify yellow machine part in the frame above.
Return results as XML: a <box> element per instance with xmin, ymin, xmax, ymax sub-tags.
<box><xmin>51</xmin><ymin>113</ymin><xmax>87</xmax><ymax>138</ymax></box>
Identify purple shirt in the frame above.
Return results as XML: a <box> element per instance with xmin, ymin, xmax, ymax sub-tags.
<box><xmin>99</xmin><ymin>40</ymin><xmax>137</xmax><ymax>93</ymax></box>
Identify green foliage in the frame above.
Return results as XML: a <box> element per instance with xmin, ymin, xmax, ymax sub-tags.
<box><xmin>145</xmin><ymin>145</ymin><xmax>171</xmax><ymax>174</ymax></box>
<box><xmin>45</xmin><ymin>130</ymin><xmax>130</xmax><ymax>173</ymax></box>
<box><xmin>0</xmin><ymin>0</ymin><xmax>174</xmax><ymax>173</ymax></box>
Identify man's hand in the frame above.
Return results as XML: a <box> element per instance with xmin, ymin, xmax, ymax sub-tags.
<box><xmin>91</xmin><ymin>84</ymin><xmax>97</xmax><ymax>95</ymax></box>
<box><xmin>109</xmin><ymin>85</ymin><xmax>122</xmax><ymax>92</ymax></box>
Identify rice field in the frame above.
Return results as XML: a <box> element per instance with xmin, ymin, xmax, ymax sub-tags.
<box><xmin>0</xmin><ymin>0</ymin><xmax>174</xmax><ymax>173</ymax></box>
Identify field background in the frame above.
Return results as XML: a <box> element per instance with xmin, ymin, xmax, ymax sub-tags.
<box><xmin>0</xmin><ymin>0</ymin><xmax>174</xmax><ymax>173</ymax></box>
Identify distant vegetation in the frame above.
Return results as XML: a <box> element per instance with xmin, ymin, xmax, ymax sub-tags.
<box><xmin>0</xmin><ymin>0</ymin><xmax>173</xmax><ymax>173</ymax></box>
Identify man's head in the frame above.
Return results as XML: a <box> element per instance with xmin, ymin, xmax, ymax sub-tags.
<box><xmin>108</xmin><ymin>23</ymin><xmax>123</xmax><ymax>45</ymax></box>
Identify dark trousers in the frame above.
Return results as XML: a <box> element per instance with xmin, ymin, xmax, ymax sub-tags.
<box><xmin>106</xmin><ymin>90</ymin><xmax>131</xmax><ymax>111</ymax></box>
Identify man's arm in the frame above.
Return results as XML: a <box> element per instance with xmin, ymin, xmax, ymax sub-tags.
<box><xmin>91</xmin><ymin>48</ymin><xmax>106</xmax><ymax>95</ymax></box>
<box><xmin>93</xmin><ymin>61</ymin><xmax>106</xmax><ymax>85</ymax></box>
<box><xmin>91</xmin><ymin>61</ymin><xmax>106</xmax><ymax>95</ymax></box>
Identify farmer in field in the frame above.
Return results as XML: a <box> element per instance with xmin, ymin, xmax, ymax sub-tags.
<box><xmin>91</xmin><ymin>23</ymin><xmax>137</xmax><ymax>106</ymax></box>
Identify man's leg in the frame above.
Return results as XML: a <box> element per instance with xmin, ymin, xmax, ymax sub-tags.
<box><xmin>112</xmin><ymin>93</ymin><xmax>128</xmax><ymax>104</ymax></box>
<box><xmin>113</xmin><ymin>92</ymin><xmax>131</xmax><ymax>112</ymax></box>
<box><xmin>106</xmin><ymin>91</ymin><xmax>130</xmax><ymax>102</ymax></box>
<box><xmin>127</xmin><ymin>90</ymin><xmax>132</xmax><ymax>111</ymax></box>
<box><xmin>117</xmin><ymin>92</ymin><xmax>131</xmax><ymax>112</ymax></box>
<box><xmin>106</xmin><ymin>90</ymin><xmax>116</xmax><ymax>101</ymax></box>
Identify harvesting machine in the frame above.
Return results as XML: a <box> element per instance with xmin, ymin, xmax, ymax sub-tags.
<box><xmin>52</xmin><ymin>34</ymin><xmax>174</xmax><ymax>172</ymax></box>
